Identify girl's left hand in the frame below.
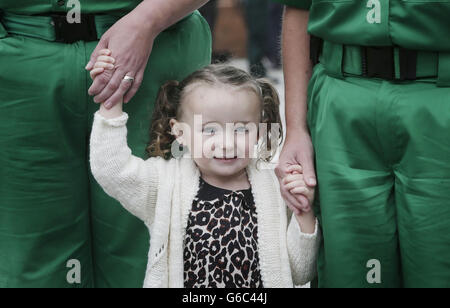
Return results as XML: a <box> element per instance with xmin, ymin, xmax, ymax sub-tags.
<box><xmin>282</xmin><ymin>164</ymin><xmax>315</xmax><ymax>215</ymax></box>
<box><xmin>283</xmin><ymin>164</ymin><xmax>317</xmax><ymax>234</ymax></box>
<box><xmin>86</xmin><ymin>9</ymin><xmax>156</xmax><ymax>108</ymax></box>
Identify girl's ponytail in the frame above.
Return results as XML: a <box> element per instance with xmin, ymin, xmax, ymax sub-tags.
<box><xmin>147</xmin><ymin>80</ymin><xmax>182</xmax><ymax>160</ymax></box>
<box><xmin>256</xmin><ymin>79</ymin><xmax>284</xmax><ymax>162</ymax></box>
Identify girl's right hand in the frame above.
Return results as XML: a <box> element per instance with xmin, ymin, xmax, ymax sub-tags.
<box><xmin>90</xmin><ymin>49</ymin><xmax>115</xmax><ymax>81</ymax></box>
<box><xmin>90</xmin><ymin>49</ymin><xmax>124</xmax><ymax>119</ymax></box>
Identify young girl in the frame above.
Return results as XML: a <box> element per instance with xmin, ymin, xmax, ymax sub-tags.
<box><xmin>89</xmin><ymin>50</ymin><xmax>320</xmax><ymax>288</ymax></box>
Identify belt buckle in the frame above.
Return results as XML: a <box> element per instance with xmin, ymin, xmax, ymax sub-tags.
<box><xmin>51</xmin><ymin>14</ymin><xmax>97</xmax><ymax>43</ymax></box>
<box><xmin>399</xmin><ymin>47</ymin><xmax>418</xmax><ymax>81</ymax></box>
<box><xmin>362</xmin><ymin>46</ymin><xmax>395</xmax><ymax>80</ymax></box>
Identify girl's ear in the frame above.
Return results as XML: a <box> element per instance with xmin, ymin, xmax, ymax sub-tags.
<box><xmin>170</xmin><ymin>119</ymin><xmax>184</xmax><ymax>144</ymax></box>
<box><xmin>169</xmin><ymin>118</ymin><xmax>177</xmax><ymax>131</ymax></box>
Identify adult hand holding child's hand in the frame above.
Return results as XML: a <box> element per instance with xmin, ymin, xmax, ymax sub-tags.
<box><xmin>90</xmin><ymin>49</ymin><xmax>124</xmax><ymax>119</ymax></box>
<box><xmin>282</xmin><ymin>164</ymin><xmax>317</xmax><ymax>234</ymax></box>
<box><xmin>282</xmin><ymin>164</ymin><xmax>315</xmax><ymax>215</ymax></box>
<box><xmin>86</xmin><ymin>8</ymin><xmax>156</xmax><ymax>108</ymax></box>
<box><xmin>276</xmin><ymin>132</ymin><xmax>317</xmax><ymax>213</ymax></box>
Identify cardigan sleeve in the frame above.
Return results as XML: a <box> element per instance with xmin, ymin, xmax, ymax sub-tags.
<box><xmin>286</xmin><ymin>212</ymin><xmax>321</xmax><ymax>286</ymax></box>
<box><xmin>89</xmin><ymin>111</ymin><xmax>160</xmax><ymax>224</ymax></box>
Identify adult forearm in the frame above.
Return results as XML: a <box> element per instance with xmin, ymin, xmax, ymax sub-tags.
<box><xmin>136</xmin><ymin>0</ymin><xmax>209</xmax><ymax>38</ymax></box>
<box><xmin>282</xmin><ymin>7</ymin><xmax>312</xmax><ymax>137</ymax></box>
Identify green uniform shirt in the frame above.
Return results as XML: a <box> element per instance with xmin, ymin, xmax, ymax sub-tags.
<box><xmin>0</xmin><ymin>0</ymin><xmax>142</xmax><ymax>15</ymax></box>
<box><xmin>273</xmin><ymin>0</ymin><xmax>450</xmax><ymax>52</ymax></box>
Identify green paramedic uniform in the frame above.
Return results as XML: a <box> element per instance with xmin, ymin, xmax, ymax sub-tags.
<box><xmin>274</xmin><ymin>0</ymin><xmax>450</xmax><ymax>287</ymax></box>
<box><xmin>0</xmin><ymin>1</ymin><xmax>211</xmax><ymax>287</ymax></box>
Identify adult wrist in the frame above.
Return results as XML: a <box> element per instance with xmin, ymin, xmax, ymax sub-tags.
<box><xmin>286</xmin><ymin>126</ymin><xmax>311</xmax><ymax>140</ymax></box>
<box><xmin>130</xmin><ymin>2</ymin><xmax>164</xmax><ymax>39</ymax></box>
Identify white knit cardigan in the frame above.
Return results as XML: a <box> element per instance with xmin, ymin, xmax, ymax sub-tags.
<box><xmin>89</xmin><ymin>111</ymin><xmax>320</xmax><ymax>288</ymax></box>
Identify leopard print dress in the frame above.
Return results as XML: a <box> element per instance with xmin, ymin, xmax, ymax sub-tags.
<box><xmin>183</xmin><ymin>177</ymin><xmax>264</xmax><ymax>288</ymax></box>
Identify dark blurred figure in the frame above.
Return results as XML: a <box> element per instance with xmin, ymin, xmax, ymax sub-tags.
<box><xmin>199</xmin><ymin>0</ymin><xmax>218</xmax><ymax>33</ymax></box>
<box><xmin>242</xmin><ymin>0</ymin><xmax>282</xmax><ymax>77</ymax></box>
<box><xmin>199</xmin><ymin>0</ymin><xmax>232</xmax><ymax>63</ymax></box>
<box><xmin>242</xmin><ymin>0</ymin><xmax>269</xmax><ymax>77</ymax></box>
<box><xmin>266</xmin><ymin>2</ymin><xmax>283</xmax><ymax>69</ymax></box>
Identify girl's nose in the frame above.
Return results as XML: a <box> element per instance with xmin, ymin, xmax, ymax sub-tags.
<box><xmin>216</xmin><ymin>131</ymin><xmax>235</xmax><ymax>157</ymax></box>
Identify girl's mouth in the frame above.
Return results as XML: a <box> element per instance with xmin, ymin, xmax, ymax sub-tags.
<box><xmin>214</xmin><ymin>156</ymin><xmax>238</xmax><ymax>162</ymax></box>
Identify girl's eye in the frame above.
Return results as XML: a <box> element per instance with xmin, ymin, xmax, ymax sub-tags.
<box><xmin>202</xmin><ymin>127</ymin><xmax>216</xmax><ymax>135</ymax></box>
<box><xmin>235</xmin><ymin>126</ymin><xmax>249</xmax><ymax>134</ymax></box>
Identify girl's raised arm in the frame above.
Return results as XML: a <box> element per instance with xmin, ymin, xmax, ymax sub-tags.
<box><xmin>89</xmin><ymin>107</ymin><xmax>160</xmax><ymax>225</ymax></box>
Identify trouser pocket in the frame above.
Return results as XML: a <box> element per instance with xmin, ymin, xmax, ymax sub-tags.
<box><xmin>0</xmin><ymin>20</ymin><xmax>7</xmax><ymax>38</ymax></box>
<box><xmin>307</xmin><ymin>63</ymin><xmax>327</xmax><ymax>136</ymax></box>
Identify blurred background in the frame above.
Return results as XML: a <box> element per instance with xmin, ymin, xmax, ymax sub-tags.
<box><xmin>199</xmin><ymin>0</ymin><xmax>286</xmax><ymax>161</ymax></box>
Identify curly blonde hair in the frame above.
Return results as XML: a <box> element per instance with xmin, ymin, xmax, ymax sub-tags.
<box><xmin>146</xmin><ymin>64</ymin><xmax>283</xmax><ymax>162</ymax></box>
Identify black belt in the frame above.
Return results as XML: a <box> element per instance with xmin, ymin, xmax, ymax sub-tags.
<box><xmin>1</xmin><ymin>11</ymin><xmax>195</xmax><ymax>44</ymax></box>
<box><xmin>361</xmin><ymin>46</ymin><xmax>417</xmax><ymax>81</ymax></box>
<box><xmin>41</xmin><ymin>13</ymin><xmax>98</xmax><ymax>43</ymax></box>
<box><xmin>0</xmin><ymin>12</ymin><xmax>120</xmax><ymax>43</ymax></box>
<box><xmin>310</xmin><ymin>36</ymin><xmax>433</xmax><ymax>81</ymax></box>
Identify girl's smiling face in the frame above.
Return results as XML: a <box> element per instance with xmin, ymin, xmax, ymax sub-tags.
<box><xmin>170</xmin><ymin>83</ymin><xmax>261</xmax><ymax>181</ymax></box>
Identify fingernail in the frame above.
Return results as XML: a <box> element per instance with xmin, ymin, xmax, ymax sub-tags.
<box><xmin>107</xmin><ymin>64</ymin><xmax>114</xmax><ymax>69</ymax></box>
<box><xmin>308</xmin><ymin>178</ymin><xmax>316</xmax><ymax>186</ymax></box>
<box><xmin>85</xmin><ymin>62</ymin><xmax>92</xmax><ymax>70</ymax></box>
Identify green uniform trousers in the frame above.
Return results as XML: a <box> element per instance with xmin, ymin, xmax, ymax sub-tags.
<box><xmin>0</xmin><ymin>12</ymin><xmax>211</xmax><ymax>288</ymax></box>
<box><xmin>308</xmin><ymin>63</ymin><xmax>450</xmax><ymax>288</ymax></box>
